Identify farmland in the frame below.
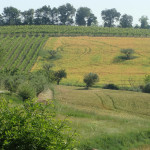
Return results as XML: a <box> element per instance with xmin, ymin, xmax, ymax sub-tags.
<box><xmin>0</xmin><ymin>25</ymin><xmax>150</xmax><ymax>149</ymax></box>
<box><xmin>0</xmin><ymin>34</ymin><xmax>48</xmax><ymax>72</ymax></box>
<box><xmin>34</xmin><ymin>36</ymin><xmax>150</xmax><ymax>87</ymax></box>
<box><xmin>0</xmin><ymin>25</ymin><xmax>150</xmax><ymax>37</ymax></box>
<box><xmin>54</xmin><ymin>85</ymin><xmax>150</xmax><ymax>149</ymax></box>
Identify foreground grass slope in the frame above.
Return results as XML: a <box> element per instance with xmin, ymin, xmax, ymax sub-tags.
<box><xmin>54</xmin><ymin>85</ymin><xmax>150</xmax><ymax>150</ymax></box>
<box><xmin>34</xmin><ymin>36</ymin><xmax>150</xmax><ymax>86</ymax></box>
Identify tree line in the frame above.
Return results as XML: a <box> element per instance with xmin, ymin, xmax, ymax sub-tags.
<box><xmin>0</xmin><ymin>3</ymin><xmax>149</xmax><ymax>29</ymax></box>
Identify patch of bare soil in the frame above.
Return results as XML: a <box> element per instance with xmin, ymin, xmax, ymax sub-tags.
<box><xmin>38</xmin><ymin>89</ymin><xmax>53</xmax><ymax>104</ymax></box>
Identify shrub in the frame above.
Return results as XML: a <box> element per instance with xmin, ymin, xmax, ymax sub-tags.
<box><xmin>103</xmin><ymin>84</ymin><xmax>119</xmax><ymax>90</ymax></box>
<box><xmin>120</xmin><ymin>48</ymin><xmax>135</xmax><ymax>60</ymax></box>
<box><xmin>18</xmin><ymin>83</ymin><xmax>36</xmax><ymax>101</ymax></box>
<box><xmin>143</xmin><ymin>83</ymin><xmax>150</xmax><ymax>93</ymax></box>
<box><xmin>0</xmin><ymin>99</ymin><xmax>76</xmax><ymax>150</ymax></box>
<box><xmin>4</xmin><ymin>77</ymin><xmax>19</xmax><ymax>93</ymax></box>
<box><xmin>83</xmin><ymin>73</ymin><xmax>99</xmax><ymax>89</ymax></box>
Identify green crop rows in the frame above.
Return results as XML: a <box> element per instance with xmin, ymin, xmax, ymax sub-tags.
<box><xmin>0</xmin><ymin>25</ymin><xmax>150</xmax><ymax>37</ymax></box>
<box><xmin>0</xmin><ymin>34</ymin><xmax>48</xmax><ymax>72</ymax></box>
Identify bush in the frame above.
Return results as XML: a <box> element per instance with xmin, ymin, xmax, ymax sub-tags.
<box><xmin>103</xmin><ymin>84</ymin><xmax>119</xmax><ymax>90</ymax></box>
<box><xmin>83</xmin><ymin>73</ymin><xmax>99</xmax><ymax>89</ymax></box>
<box><xmin>120</xmin><ymin>48</ymin><xmax>135</xmax><ymax>60</ymax></box>
<box><xmin>143</xmin><ymin>83</ymin><xmax>150</xmax><ymax>93</ymax></box>
<box><xmin>18</xmin><ymin>83</ymin><xmax>36</xmax><ymax>101</ymax></box>
<box><xmin>0</xmin><ymin>99</ymin><xmax>76</xmax><ymax>150</ymax></box>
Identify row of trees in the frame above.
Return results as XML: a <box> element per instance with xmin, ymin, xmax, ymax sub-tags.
<box><xmin>0</xmin><ymin>4</ymin><xmax>149</xmax><ymax>28</ymax></box>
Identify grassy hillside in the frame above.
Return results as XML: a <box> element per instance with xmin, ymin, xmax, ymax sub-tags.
<box><xmin>33</xmin><ymin>36</ymin><xmax>150</xmax><ymax>86</ymax></box>
<box><xmin>54</xmin><ymin>85</ymin><xmax>150</xmax><ymax>150</ymax></box>
<box><xmin>0</xmin><ymin>34</ymin><xmax>48</xmax><ymax>72</ymax></box>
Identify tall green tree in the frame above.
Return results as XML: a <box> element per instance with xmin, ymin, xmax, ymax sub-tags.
<box><xmin>51</xmin><ymin>7</ymin><xmax>59</xmax><ymax>25</ymax></box>
<box><xmin>120</xmin><ymin>14</ymin><xmax>133</xmax><ymax>28</ymax></box>
<box><xmin>76</xmin><ymin>7</ymin><xmax>97</xmax><ymax>26</ymax></box>
<box><xmin>58</xmin><ymin>3</ymin><xmax>76</xmax><ymax>25</ymax></box>
<box><xmin>87</xmin><ymin>13</ymin><xmax>97</xmax><ymax>26</ymax></box>
<box><xmin>101</xmin><ymin>8</ymin><xmax>121</xmax><ymax>27</ymax></box>
<box><xmin>34</xmin><ymin>5</ymin><xmax>51</xmax><ymax>25</ymax></box>
<box><xmin>3</xmin><ymin>7</ymin><xmax>21</xmax><ymax>25</ymax></box>
<box><xmin>21</xmin><ymin>9</ymin><xmax>34</xmax><ymax>25</ymax></box>
<box><xmin>83</xmin><ymin>73</ymin><xmax>99</xmax><ymax>89</ymax></box>
<box><xmin>139</xmin><ymin>16</ymin><xmax>149</xmax><ymax>29</ymax></box>
<box><xmin>0</xmin><ymin>14</ymin><xmax>4</xmax><ymax>25</ymax></box>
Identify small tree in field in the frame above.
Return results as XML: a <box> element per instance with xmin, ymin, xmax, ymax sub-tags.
<box><xmin>83</xmin><ymin>73</ymin><xmax>99</xmax><ymax>89</ymax></box>
<box><xmin>120</xmin><ymin>48</ymin><xmax>135</xmax><ymax>60</ymax></box>
<box><xmin>54</xmin><ymin>69</ymin><xmax>67</xmax><ymax>85</ymax></box>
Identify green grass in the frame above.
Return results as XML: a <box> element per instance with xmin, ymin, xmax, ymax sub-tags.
<box><xmin>54</xmin><ymin>85</ymin><xmax>150</xmax><ymax>150</ymax></box>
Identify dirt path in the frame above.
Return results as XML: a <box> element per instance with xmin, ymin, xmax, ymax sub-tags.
<box><xmin>38</xmin><ymin>89</ymin><xmax>53</xmax><ymax>104</ymax></box>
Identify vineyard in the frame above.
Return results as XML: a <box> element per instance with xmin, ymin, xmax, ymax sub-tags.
<box><xmin>0</xmin><ymin>34</ymin><xmax>48</xmax><ymax>72</ymax></box>
<box><xmin>0</xmin><ymin>25</ymin><xmax>150</xmax><ymax>37</ymax></box>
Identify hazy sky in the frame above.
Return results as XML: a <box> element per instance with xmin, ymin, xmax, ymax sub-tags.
<box><xmin>0</xmin><ymin>0</ymin><xmax>150</xmax><ymax>25</ymax></box>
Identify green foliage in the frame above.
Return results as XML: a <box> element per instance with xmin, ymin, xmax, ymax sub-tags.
<box><xmin>101</xmin><ymin>8</ymin><xmax>121</xmax><ymax>27</ymax></box>
<box><xmin>144</xmin><ymin>75</ymin><xmax>150</xmax><ymax>84</ymax></box>
<box><xmin>48</xmin><ymin>50</ymin><xmax>58</xmax><ymax>59</ymax></box>
<box><xmin>18</xmin><ymin>82</ymin><xmax>36</xmax><ymax>101</ymax></box>
<box><xmin>54</xmin><ymin>69</ymin><xmax>67</xmax><ymax>85</ymax></box>
<box><xmin>120</xmin><ymin>14</ymin><xmax>133</xmax><ymax>28</ymax></box>
<box><xmin>120</xmin><ymin>48</ymin><xmax>135</xmax><ymax>60</ymax></box>
<box><xmin>83</xmin><ymin>73</ymin><xmax>99</xmax><ymax>89</ymax></box>
<box><xmin>28</xmin><ymin>71</ymin><xmax>48</xmax><ymax>96</ymax></box>
<box><xmin>143</xmin><ymin>83</ymin><xmax>150</xmax><ymax>93</ymax></box>
<box><xmin>103</xmin><ymin>83</ymin><xmax>119</xmax><ymax>90</ymax></box>
<box><xmin>0</xmin><ymin>99</ymin><xmax>76</xmax><ymax>150</ymax></box>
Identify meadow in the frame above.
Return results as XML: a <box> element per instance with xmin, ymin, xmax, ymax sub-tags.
<box><xmin>54</xmin><ymin>85</ymin><xmax>150</xmax><ymax>150</ymax></box>
<box><xmin>34</xmin><ymin>36</ymin><xmax>150</xmax><ymax>87</ymax></box>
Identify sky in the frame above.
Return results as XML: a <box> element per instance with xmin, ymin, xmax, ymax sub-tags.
<box><xmin>0</xmin><ymin>0</ymin><xmax>150</xmax><ymax>25</ymax></box>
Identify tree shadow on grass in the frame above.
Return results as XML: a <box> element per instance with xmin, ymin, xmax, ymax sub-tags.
<box><xmin>113</xmin><ymin>55</ymin><xmax>138</xmax><ymax>63</ymax></box>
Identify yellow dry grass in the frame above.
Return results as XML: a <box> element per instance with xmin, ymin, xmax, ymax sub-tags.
<box><xmin>33</xmin><ymin>36</ymin><xmax>150</xmax><ymax>86</ymax></box>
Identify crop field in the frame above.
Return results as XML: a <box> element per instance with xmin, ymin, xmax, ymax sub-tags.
<box><xmin>0</xmin><ymin>34</ymin><xmax>48</xmax><ymax>72</ymax></box>
<box><xmin>33</xmin><ymin>36</ymin><xmax>150</xmax><ymax>86</ymax></box>
<box><xmin>55</xmin><ymin>85</ymin><xmax>150</xmax><ymax>149</ymax></box>
<box><xmin>1</xmin><ymin>25</ymin><xmax>150</xmax><ymax>37</ymax></box>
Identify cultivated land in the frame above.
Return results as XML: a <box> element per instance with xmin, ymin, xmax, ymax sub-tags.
<box><xmin>33</xmin><ymin>36</ymin><xmax>150</xmax><ymax>87</ymax></box>
<box><xmin>0</xmin><ymin>25</ymin><xmax>150</xmax><ymax>149</ymax></box>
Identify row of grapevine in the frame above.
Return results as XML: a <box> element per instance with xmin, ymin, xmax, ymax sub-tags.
<box><xmin>0</xmin><ymin>35</ymin><xmax>48</xmax><ymax>72</ymax></box>
<box><xmin>0</xmin><ymin>25</ymin><xmax>150</xmax><ymax>37</ymax></box>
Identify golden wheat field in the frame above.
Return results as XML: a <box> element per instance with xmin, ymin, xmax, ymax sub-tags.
<box><xmin>33</xmin><ymin>36</ymin><xmax>150</xmax><ymax>86</ymax></box>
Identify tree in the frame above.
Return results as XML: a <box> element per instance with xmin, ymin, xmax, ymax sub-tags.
<box><xmin>3</xmin><ymin>7</ymin><xmax>21</xmax><ymax>25</ymax></box>
<box><xmin>120</xmin><ymin>49</ymin><xmax>135</xmax><ymax>60</ymax></box>
<box><xmin>54</xmin><ymin>69</ymin><xmax>67</xmax><ymax>85</ymax></box>
<box><xmin>34</xmin><ymin>5</ymin><xmax>51</xmax><ymax>25</ymax></box>
<box><xmin>139</xmin><ymin>16</ymin><xmax>149</xmax><ymax>29</ymax></box>
<box><xmin>0</xmin><ymin>14</ymin><xmax>4</xmax><ymax>25</ymax></box>
<box><xmin>83</xmin><ymin>73</ymin><xmax>99</xmax><ymax>89</ymax></box>
<box><xmin>120</xmin><ymin>14</ymin><xmax>133</xmax><ymax>28</ymax></box>
<box><xmin>51</xmin><ymin>7</ymin><xmax>59</xmax><ymax>25</ymax></box>
<box><xmin>21</xmin><ymin>9</ymin><xmax>34</xmax><ymax>25</ymax></box>
<box><xmin>87</xmin><ymin>13</ymin><xmax>97</xmax><ymax>26</ymax></box>
<box><xmin>58</xmin><ymin>3</ymin><xmax>76</xmax><ymax>25</ymax></box>
<box><xmin>76</xmin><ymin>7</ymin><xmax>91</xmax><ymax>26</ymax></box>
<box><xmin>101</xmin><ymin>8</ymin><xmax>121</xmax><ymax>27</ymax></box>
